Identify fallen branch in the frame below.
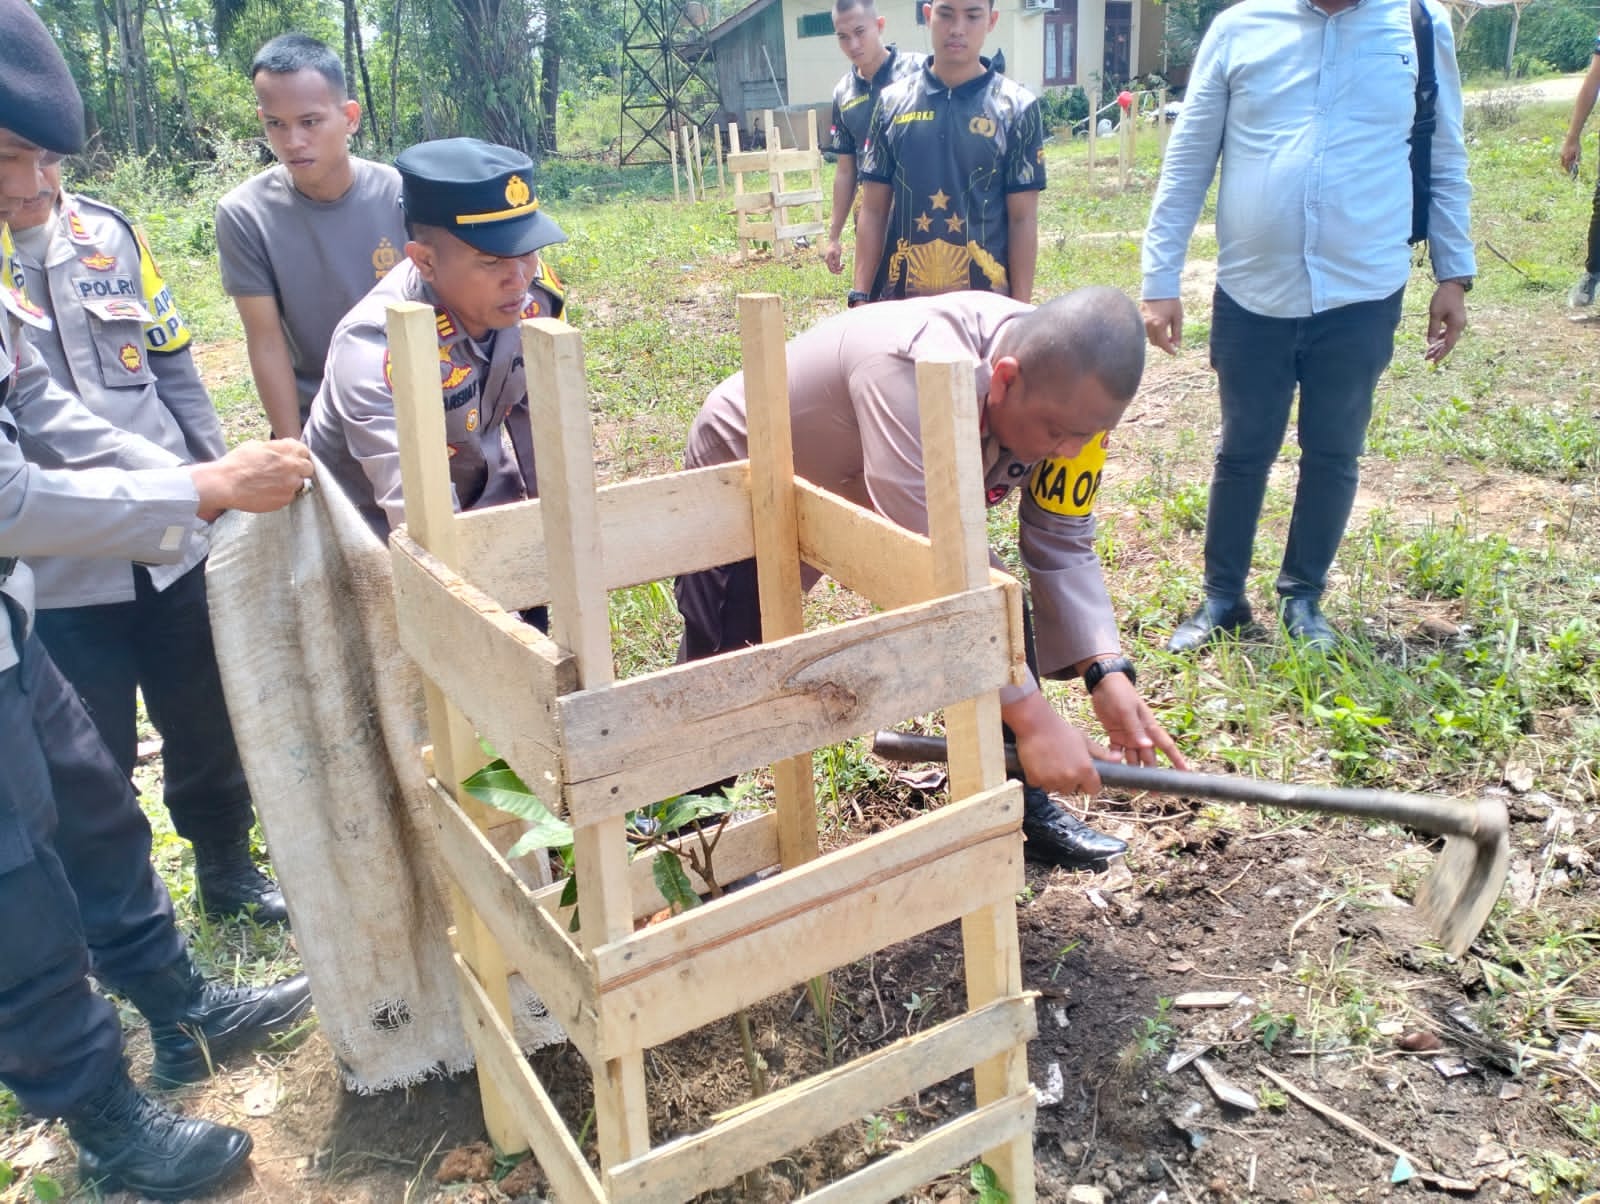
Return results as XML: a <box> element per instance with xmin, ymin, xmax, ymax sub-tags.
<box><xmin>1256</xmin><ymin>1066</ymin><xmax>1481</xmax><ymax>1193</ymax></box>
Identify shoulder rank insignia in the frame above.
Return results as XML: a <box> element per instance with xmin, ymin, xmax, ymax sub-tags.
<box><xmin>66</xmin><ymin>209</ymin><xmax>94</xmax><ymax>244</ymax></box>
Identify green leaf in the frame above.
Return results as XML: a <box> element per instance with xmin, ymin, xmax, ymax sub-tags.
<box><xmin>968</xmin><ymin>1161</ymin><xmax>1009</xmax><ymax>1202</ymax></box>
<box><xmin>463</xmin><ymin>760</ymin><xmax>573</xmax><ymax>852</ymax></box>
<box><xmin>0</xmin><ymin>1161</ymin><xmax>13</xmax><ymax>1191</ymax></box>
<box><xmin>651</xmin><ymin>850</ymin><xmax>702</xmax><ymax>914</ymax></box>
<box><xmin>31</xmin><ymin>1173</ymin><xmax>62</xmax><ymax>1203</ymax></box>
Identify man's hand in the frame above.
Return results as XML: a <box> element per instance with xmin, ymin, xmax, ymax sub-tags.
<box><xmin>1088</xmin><ymin>671</ymin><xmax>1189</xmax><ymax>769</ymax></box>
<box><xmin>824</xmin><ymin>237</ymin><xmax>845</xmax><ymax>274</ymax></box>
<box><xmin>1562</xmin><ymin>135</ymin><xmax>1582</xmax><ymax>175</ymax></box>
<box><xmin>191</xmin><ymin>439</ymin><xmax>314</xmax><ymax>520</ymax></box>
<box><xmin>1426</xmin><ymin>282</ymin><xmax>1468</xmax><ymax>365</ymax></box>
<box><xmin>1140</xmin><ymin>297</ymin><xmax>1184</xmax><ymax>354</ymax></box>
<box><xmin>1003</xmin><ymin>689</ymin><xmax>1105</xmax><ymax>796</ymax></box>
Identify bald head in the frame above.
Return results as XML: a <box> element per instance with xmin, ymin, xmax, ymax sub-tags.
<box><xmin>1004</xmin><ymin>286</ymin><xmax>1146</xmax><ymax>403</ymax></box>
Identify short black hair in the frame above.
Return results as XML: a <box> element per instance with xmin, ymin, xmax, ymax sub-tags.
<box><xmin>250</xmin><ymin>33</ymin><xmax>347</xmax><ymax>98</ymax></box>
<box><xmin>1008</xmin><ymin>286</ymin><xmax>1146</xmax><ymax>402</ymax></box>
<box><xmin>834</xmin><ymin>0</ymin><xmax>877</xmax><ymax>15</ymax></box>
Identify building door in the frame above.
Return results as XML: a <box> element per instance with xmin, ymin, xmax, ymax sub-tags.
<box><xmin>1043</xmin><ymin>1</ymin><xmax>1077</xmax><ymax>87</ymax></box>
<box><xmin>1103</xmin><ymin>1</ymin><xmax>1132</xmax><ymax>87</ymax></box>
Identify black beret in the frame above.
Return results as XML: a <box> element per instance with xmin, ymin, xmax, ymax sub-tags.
<box><xmin>0</xmin><ymin>0</ymin><xmax>86</xmax><ymax>154</ymax></box>
<box><xmin>397</xmin><ymin>138</ymin><xmax>565</xmax><ymax>258</ymax></box>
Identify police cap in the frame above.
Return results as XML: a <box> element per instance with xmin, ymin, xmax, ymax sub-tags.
<box><xmin>397</xmin><ymin>138</ymin><xmax>566</xmax><ymax>258</ymax></box>
<box><xmin>0</xmin><ymin>0</ymin><xmax>87</xmax><ymax>154</ymax></box>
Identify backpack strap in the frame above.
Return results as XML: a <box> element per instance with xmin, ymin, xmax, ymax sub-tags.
<box><xmin>1410</xmin><ymin>0</ymin><xmax>1438</xmax><ymax>246</ymax></box>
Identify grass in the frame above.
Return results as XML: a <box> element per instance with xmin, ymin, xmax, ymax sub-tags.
<box><xmin>8</xmin><ymin>82</ymin><xmax>1595</xmax><ymax>1198</ymax></box>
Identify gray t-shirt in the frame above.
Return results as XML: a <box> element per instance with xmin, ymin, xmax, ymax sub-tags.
<box><xmin>215</xmin><ymin>157</ymin><xmax>406</xmax><ymax>423</ymax></box>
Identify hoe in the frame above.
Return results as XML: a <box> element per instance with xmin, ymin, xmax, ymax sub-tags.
<box><xmin>871</xmin><ymin>730</ymin><xmax>1511</xmax><ymax>957</ymax></box>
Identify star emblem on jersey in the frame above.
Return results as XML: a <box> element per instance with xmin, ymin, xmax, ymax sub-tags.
<box><xmin>946</xmin><ymin>214</ymin><xmax>965</xmax><ymax>233</ymax></box>
<box><xmin>915</xmin><ymin>213</ymin><xmax>933</xmax><ymax>232</ymax></box>
<box><xmin>79</xmin><ymin>252</ymin><xmax>117</xmax><ymax>271</ymax></box>
<box><xmin>118</xmin><ymin>343</ymin><xmax>142</xmax><ymax>373</ymax></box>
<box><xmin>504</xmin><ymin>174</ymin><xmax>532</xmax><ymax>207</ymax></box>
<box><xmin>969</xmin><ymin>115</ymin><xmax>997</xmax><ymax>138</ymax></box>
<box><xmin>929</xmin><ymin>189</ymin><xmax>950</xmax><ymax>211</ymax></box>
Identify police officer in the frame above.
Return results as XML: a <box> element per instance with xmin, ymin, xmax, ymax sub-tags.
<box><xmin>305</xmin><ymin>137</ymin><xmax>567</xmax><ymax>536</ymax></box>
<box><xmin>7</xmin><ymin>161</ymin><xmax>288</xmax><ymax>923</ymax></box>
<box><xmin>677</xmin><ymin>288</ymin><xmax>1189</xmax><ymax>868</ymax></box>
<box><xmin>2</xmin><ymin>5</ymin><xmax>315</xmax><ymax>1196</ymax></box>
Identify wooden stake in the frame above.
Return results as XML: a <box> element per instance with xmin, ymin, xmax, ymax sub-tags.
<box><xmin>521</xmin><ymin>318</ymin><xmax>650</xmax><ymax>1170</ymax></box>
<box><xmin>916</xmin><ymin>357</ymin><xmax>1033</xmax><ymax>1202</ymax></box>
<box><xmin>739</xmin><ymin>293</ymin><xmax>819</xmax><ymax>871</ymax></box>
<box><xmin>682</xmin><ymin>124</ymin><xmax>698</xmax><ymax>203</ymax></box>
<box><xmin>692</xmin><ymin>123</ymin><xmax>706</xmax><ymax>196</ymax></box>
<box><xmin>1118</xmin><ymin>106</ymin><xmax>1130</xmax><ymax>191</ymax></box>
<box><xmin>1087</xmin><ymin>99</ymin><xmax>1097</xmax><ymax>178</ymax></box>
<box><xmin>714</xmin><ymin>122</ymin><xmax>725</xmax><ymax>196</ymax></box>
<box><xmin>669</xmin><ymin>120</ymin><xmax>680</xmax><ymax>203</ymax></box>
<box><xmin>386</xmin><ymin>301</ymin><xmax>524</xmax><ymax>1156</ymax></box>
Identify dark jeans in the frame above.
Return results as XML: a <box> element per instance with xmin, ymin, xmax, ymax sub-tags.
<box><xmin>0</xmin><ymin>629</ymin><xmax>184</xmax><ymax>1118</ymax></box>
<box><xmin>1588</xmin><ymin>172</ymin><xmax>1600</xmax><ymax>274</ymax></box>
<box><xmin>1202</xmin><ymin>286</ymin><xmax>1404</xmax><ymax>605</ymax></box>
<box><xmin>33</xmin><ymin>561</ymin><xmax>253</xmax><ymax>847</ymax></box>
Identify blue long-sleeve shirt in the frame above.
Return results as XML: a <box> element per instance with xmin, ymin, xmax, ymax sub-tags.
<box><xmin>1142</xmin><ymin>0</ymin><xmax>1475</xmax><ymax>317</ymax></box>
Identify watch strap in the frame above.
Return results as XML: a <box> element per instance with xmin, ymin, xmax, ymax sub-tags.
<box><xmin>1083</xmin><ymin>656</ymin><xmax>1137</xmax><ymax>693</ymax></box>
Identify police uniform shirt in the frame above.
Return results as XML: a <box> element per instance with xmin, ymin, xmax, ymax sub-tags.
<box><xmin>858</xmin><ymin>63</ymin><xmax>1046</xmax><ymax>301</ymax></box>
<box><xmin>1</xmin><ymin>227</ymin><xmax>204</xmax><ymax>674</ymax></box>
<box><xmin>9</xmin><ymin>192</ymin><xmax>222</xmax><ymax>607</ymax></box>
<box><xmin>687</xmin><ymin>292</ymin><xmax>1119</xmax><ymax>681</ymax></box>
<box><xmin>215</xmin><ymin>158</ymin><xmax>407</xmax><ymax>424</ymax></box>
<box><xmin>304</xmin><ymin>256</ymin><xmax>565</xmax><ymax>536</ymax></box>
<box><xmin>825</xmin><ymin>46</ymin><xmax>925</xmax><ymax>160</ymax></box>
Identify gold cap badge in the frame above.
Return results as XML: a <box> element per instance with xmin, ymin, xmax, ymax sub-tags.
<box><xmin>505</xmin><ymin>174</ymin><xmax>531</xmax><ymax>207</ymax></box>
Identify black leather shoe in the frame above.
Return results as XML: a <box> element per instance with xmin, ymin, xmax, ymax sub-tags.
<box><xmin>1166</xmin><ymin>597</ymin><xmax>1254</xmax><ymax>653</ymax></box>
<box><xmin>193</xmin><ymin>838</ymin><xmax>289</xmax><ymax>924</ymax></box>
<box><xmin>1281</xmin><ymin>597</ymin><xmax>1338</xmax><ymax>652</ymax></box>
<box><xmin>118</xmin><ymin>961</ymin><xmax>315</xmax><ymax>1087</ymax></box>
<box><xmin>1021</xmin><ymin>786</ymin><xmax>1127</xmax><ymax>869</ymax></box>
<box><xmin>67</xmin><ymin>1068</ymin><xmax>252</xmax><ymax>1200</ymax></box>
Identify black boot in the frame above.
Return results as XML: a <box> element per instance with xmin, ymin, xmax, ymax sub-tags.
<box><xmin>116</xmin><ymin>960</ymin><xmax>315</xmax><ymax>1087</ymax></box>
<box><xmin>1021</xmin><ymin>785</ymin><xmax>1127</xmax><ymax>870</ymax></box>
<box><xmin>193</xmin><ymin>836</ymin><xmax>289</xmax><ymax>924</ymax></box>
<box><xmin>66</xmin><ymin>1067</ymin><xmax>252</xmax><ymax>1200</ymax></box>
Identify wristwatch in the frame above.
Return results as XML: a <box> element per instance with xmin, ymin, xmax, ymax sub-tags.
<box><xmin>846</xmin><ymin>289</ymin><xmax>870</xmax><ymax>308</ymax></box>
<box><xmin>1440</xmin><ymin>276</ymin><xmax>1473</xmax><ymax>292</ymax></box>
<box><xmin>1083</xmin><ymin>656</ymin><xmax>1137</xmax><ymax>693</ymax></box>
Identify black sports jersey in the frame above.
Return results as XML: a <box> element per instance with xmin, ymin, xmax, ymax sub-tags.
<box><xmin>859</xmin><ymin>63</ymin><xmax>1046</xmax><ymax>300</ymax></box>
<box><xmin>825</xmin><ymin>45</ymin><xmax>925</xmax><ymax>159</ymax></box>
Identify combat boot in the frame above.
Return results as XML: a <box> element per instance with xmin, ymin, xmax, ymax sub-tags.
<box><xmin>192</xmin><ymin>835</ymin><xmax>289</xmax><ymax>924</ymax></box>
<box><xmin>116</xmin><ymin>959</ymin><xmax>314</xmax><ymax>1086</ymax></box>
<box><xmin>66</xmin><ymin>1066</ymin><xmax>252</xmax><ymax>1200</ymax></box>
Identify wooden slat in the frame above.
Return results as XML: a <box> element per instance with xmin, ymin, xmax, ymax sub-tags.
<box><xmin>772</xmin><ymin>189</ymin><xmax>823</xmax><ymax>207</ymax></box>
<box><xmin>452</xmin><ymin>954</ymin><xmax>607</xmax><ymax>1204</ymax></box>
<box><xmin>917</xmin><ymin>356</ymin><xmax>1033</xmax><ymax>1202</ymax></box>
<box><xmin>427</xmin><ymin>782</ymin><xmax>598</xmax><ymax>1059</ymax></box>
<box><xmin>591</xmin><ymin>784</ymin><xmax>1022</xmax><ymax>1056</ymax></box>
<box><xmin>733</xmin><ymin>192</ymin><xmax>774</xmax><ymax>213</ymax></box>
<box><xmin>726</xmin><ymin>148</ymin><xmax>819</xmax><ymax>173</ymax></box>
<box><xmin>559</xmin><ymin>585</ymin><xmax>1015</xmax><ymax>825</ymax></box>
<box><xmin>532</xmin><ymin>811</ymin><xmax>782</xmax><ymax>927</ymax></box>
<box><xmin>389</xmin><ymin>533</ymin><xmax>571</xmax><ymax>798</ymax></box>
<box><xmin>451</xmin><ymin>464</ymin><xmax>754</xmax><ymax>613</ymax></box>
<box><xmin>773</xmin><ymin>222</ymin><xmax>826</xmax><ymax>240</ymax></box>
<box><xmin>521</xmin><ymin>318</ymin><xmax>651</xmax><ymax>1168</ymax></box>
<box><xmin>794</xmin><ymin>482</ymin><xmax>935</xmax><ymax>609</ymax></box>
<box><xmin>605</xmin><ymin>994</ymin><xmax>1037</xmax><ymax>1202</ymax></box>
<box><xmin>801</xmin><ymin>1093</ymin><xmax>1036</xmax><ymax>1204</ymax></box>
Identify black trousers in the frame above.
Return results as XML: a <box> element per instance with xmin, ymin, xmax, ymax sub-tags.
<box><xmin>33</xmin><ymin>561</ymin><xmax>254</xmax><ymax>847</ymax></box>
<box><xmin>0</xmin><ymin>629</ymin><xmax>184</xmax><ymax>1118</ymax></box>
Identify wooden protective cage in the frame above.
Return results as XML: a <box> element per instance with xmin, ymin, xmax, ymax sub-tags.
<box><xmin>729</xmin><ymin>110</ymin><xmax>825</xmax><ymax>260</ymax></box>
<box><xmin>384</xmin><ymin>292</ymin><xmax>1039</xmax><ymax>1201</ymax></box>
